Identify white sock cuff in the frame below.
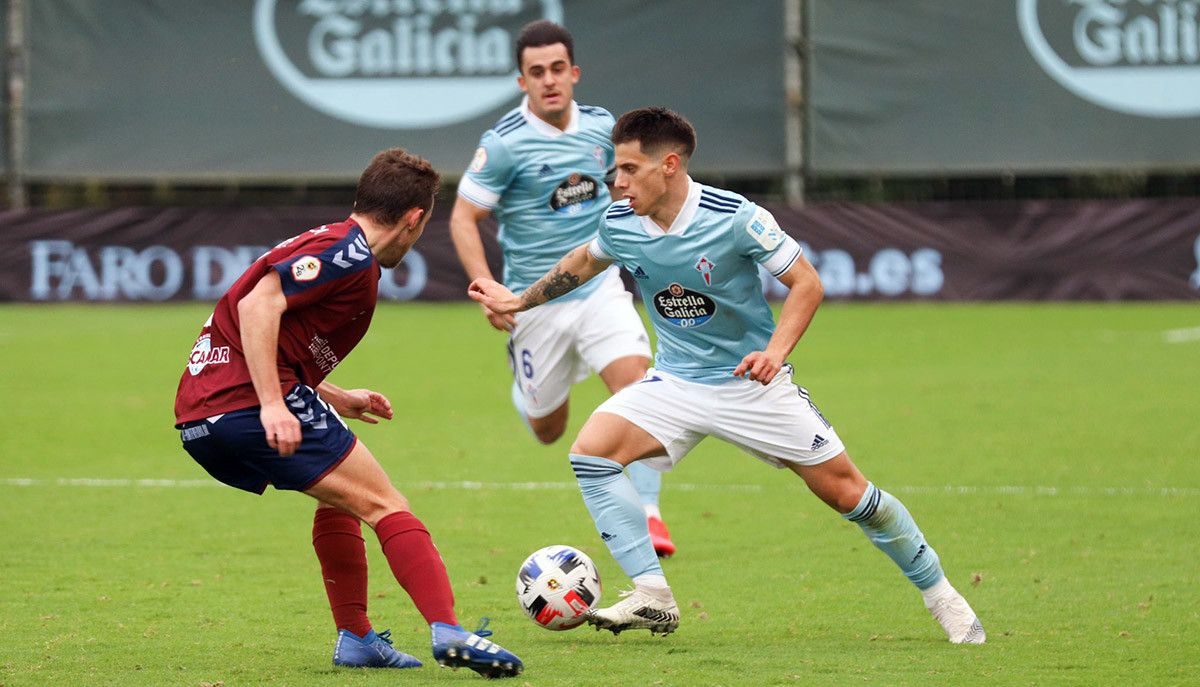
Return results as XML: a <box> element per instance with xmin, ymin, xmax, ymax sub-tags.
<box><xmin>633</xmin><ymin>573</ymin><xmax>670</xmax><ymax>591</ymax></box>
<box><xmin>920</xmin><ymin>575</ymin><xmax>954</xmax><ymax>606</ymax></box>
<box><xmin>643</xmin><ymin>503</ymin><xmax>662</xmax><ymax>520</ymax></box>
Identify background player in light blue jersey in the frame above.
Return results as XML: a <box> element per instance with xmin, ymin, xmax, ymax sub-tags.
<box><xmin>450</xmin><ymin>21</ymin><xmax>676</xmax><ymax>556</ymax></box>
<box><xmin>469</xmin><ymin>108</ymin><xmax>986</xmax><ymax>645</ymax></box>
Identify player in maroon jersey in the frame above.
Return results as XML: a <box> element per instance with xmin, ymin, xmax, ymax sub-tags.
<box><xmin>174</xmin><ymin>148</ymin><xmax>522</xmax><ymax>678</ymax></box>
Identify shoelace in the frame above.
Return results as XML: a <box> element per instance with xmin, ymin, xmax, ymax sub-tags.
<box><xmin>376</xmin><ymin>629</ymin><xmax>394</xmax><ymax>646</ymax></box>
<box><xmin>473</xmin><ymin>617</ymin><xmax>493</xmax><ymax>638</ymax></box>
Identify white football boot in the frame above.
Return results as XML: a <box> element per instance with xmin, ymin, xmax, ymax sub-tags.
<box><xmin>925</xmin><ymin>583</ymin><xmax>986</xmax><ymax>644</ymax></box>
<box><xmin>586</xmin><ymin>586</ymin><xmax>680</xmax><ymax>636</ymax></box>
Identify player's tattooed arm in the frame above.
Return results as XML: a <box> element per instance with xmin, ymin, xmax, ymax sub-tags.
<box><xmin>468</xmin><ymin>242</ymin><xmax>609</xmax><ymax>315</ymax></box>
<box><xmin>518</xmin><ymin>244</ymin><xmax>608</xmax><ymax>310</ymax></box>
<box><xmin>521</xmin><ymin>264</ymin><xmax>581</xmax><ymax>309</ymax></box>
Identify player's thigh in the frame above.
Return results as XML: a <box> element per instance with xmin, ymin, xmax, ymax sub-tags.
<box><xmin>303</xmin><ymin>439</ymin><xmax>409</xmax><ymax>526</ymax></box>
<box><xmin>510</xmin><ymin>302</ymin><xmax>588</xmax><ymax>419</ymax></box>
<box><xmin>579</xmin><ymin>370</ymin><xmax>708</xmax><ymax>469</ymax></box>
<box><xmin>710</xmin><ymin>367</ymin><xmax>847</xmax><ymax>472</ymax></box>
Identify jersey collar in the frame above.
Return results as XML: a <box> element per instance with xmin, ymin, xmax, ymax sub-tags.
<box><xmin>521</xmin><ymin>96</ymin><xmax>580</xmax><ymax>138</ymax></box>
<box><xmin>639</xmin><ymin>177</ymin><xmax>700</xmax><ymax>237</ymax></box>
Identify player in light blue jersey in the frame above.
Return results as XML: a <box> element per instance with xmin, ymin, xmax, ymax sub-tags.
<box><xmin>450</xmin><ymin>21</ymin><xmax>677</xmax><ymax>556</ymax></box>
<box><xmin>469</xmin><ymin>108</ymin><xmax>985</xmax><ymax>645</ymax></box>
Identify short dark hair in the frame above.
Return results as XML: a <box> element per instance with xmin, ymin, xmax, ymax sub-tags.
<box><xmin>612</xmin><ymin>107</ymin><xmax>697</xmax><ymax>159</ymax></box>
<box><xmin>515</xmin><ymin>20</ymin><xmax>574</xmax><ymax>71</ymax></box>
<box><xmin>353</xmin><ymin>148</ymin><xmax>440</xmax><ymax>226</ymax></box>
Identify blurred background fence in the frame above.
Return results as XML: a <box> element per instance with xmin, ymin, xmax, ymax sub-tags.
<box><xmin>2</xmin><ymin>0</ymin><xmax>1199</xmax><ymax>301</ymax></box>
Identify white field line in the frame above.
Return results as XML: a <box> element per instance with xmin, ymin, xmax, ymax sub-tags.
<box><xmin>1164</xmin><ymin>326</ymin><xmax>1200</xmax><ymax>343</ymax></box>
<box><xmin>0</xmin><ymin>478</ymin><xmax>1197</xmax><ymax>497</ymax></box>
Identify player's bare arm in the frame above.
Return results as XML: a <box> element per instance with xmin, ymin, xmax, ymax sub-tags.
<box><xmin>316</xmin><ymin>381</ymin><xmax>394</xmax><ymax>425</ymax></box>
<box><xmin>450</xmin><ymin>195</ymin><xmax>516</xmax><ymax>331</ymax></box>
<box><xmin>236</xmin><ymin>270</ymin><xmax>301</xmax><ymax>456</ymax></box>
<box><xmin>468</xmin><ymin>243</ymin><xmax>610</xmax><ymax>315</ymax></box>
<box><xmin>734</xmin><ymin>253</ymin><xmax>824</xmax><ymax>385</ymax></box>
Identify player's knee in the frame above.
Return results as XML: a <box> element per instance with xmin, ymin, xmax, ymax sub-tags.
<box><xmin>569</xmin><ymin>434</ymin><xmax>610</xmax><ymax>458</ymax></box>
<box><xmin>357</xmin><ymin>491</ymin><xmax>410</xmax><ymax>528</ymax></box>
<box><xmin>822</xmin><ymin>477</ymin><xmax>869</xmax><ymax>514</ymax></box>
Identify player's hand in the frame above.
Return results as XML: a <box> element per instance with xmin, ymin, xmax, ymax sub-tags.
<box><xmin>733</xmin><ymin>351</ymin><xmax>783</xmax><ymax>385</ymax></box>
<box><xmin>260</xmin><ymin>401</ymin><xmax>301</xmax><ymax>457</ymax></box>
<box><xmin>337</xmin><ymin>388</ymin><xmax>394</xmax><ymax>424</ymax></box>
<box><xmin>480</xmin><ymin>302</ymin><xmax>516</xmax><ymax>332</ymax></box>
<box><xmin>468</xmin><ymin>278</ymin><xmax>522</xmax><ymax>316</ymax></box>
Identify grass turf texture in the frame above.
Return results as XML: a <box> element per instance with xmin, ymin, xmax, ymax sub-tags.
<box><xmin>0</xmin><ymin>302</ymin><xmax>1197</xmax><ymax>686</ymax></box>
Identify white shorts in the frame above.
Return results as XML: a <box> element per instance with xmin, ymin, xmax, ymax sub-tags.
<box><xmin>593</xmin><ymin>365</ymin><xmax>846</xmax><ymax>471</ymax></box>
<box><xmin>509</xmin><ymin>268</ymin><xmax>652</xmax><ymax>418</ymax></box>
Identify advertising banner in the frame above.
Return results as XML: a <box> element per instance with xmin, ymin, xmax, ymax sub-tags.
<box><xmin>3</xmin><ymin>200</ymin><xmax>1197</xmax><ymax>303</ymax></box>
<box><xmin>25</xmin><ymin>0</ymin><xmax>785</xmax><ymax>179</ymax></box>
<box><xmin>807</xmin><ymin>0</ymin><xmax>1200</xmax><ymax>173</ymax></box>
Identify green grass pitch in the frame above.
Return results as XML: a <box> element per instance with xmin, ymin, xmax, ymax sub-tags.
<box><xmin>1</xmin><ymin>302</ymin><xmax>1197</xmax><ymax>686</ymax></box>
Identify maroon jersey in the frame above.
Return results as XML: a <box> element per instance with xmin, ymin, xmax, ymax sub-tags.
<box><xmin>174</xmin><ymin>218</ymin><xmax>380</xmax><ymax>424</ymax></box>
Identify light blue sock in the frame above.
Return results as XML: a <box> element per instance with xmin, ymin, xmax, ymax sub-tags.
<box><xmin>843</xmin><ymin>482</ymin><xmax>944</xmax><ymax>590</ymax></box>
<box><xmin>569</xmin><ymin>454</ymin><xmax>663</xmax><ymax>579</ymax></box>
<box><xmin>626</xmin><ymin>461</ymin><xmax>662</xmax><ymax>509</ymax></box>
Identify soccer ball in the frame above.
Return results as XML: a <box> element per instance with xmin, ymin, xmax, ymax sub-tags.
<box><xmin>515</xmin><ymin>545</ymin><xmax>602</xmax><ymax>630</ymax></box>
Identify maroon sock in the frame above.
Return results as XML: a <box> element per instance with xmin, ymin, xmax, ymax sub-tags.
<box><xmin>312</xmin><ymin>508</ymin><xmax>372</xmax><ymax>637</ymax></box>
<box><xmin>374</xmin><ymin>511</ymin><xmax>458</xmax><ymax>626</ymax></box>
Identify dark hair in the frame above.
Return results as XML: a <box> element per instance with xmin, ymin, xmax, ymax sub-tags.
<box><xmin>515</xmin><ymin>20</ymin><xmax>574</xmax><ymax>71</ymax></box>
<box><xmin>353</xmin><ymin>148</ymin><xmax>440</xmax><ymax>226</ymax></box>
<box><xmin>612</xmin><ymin>107</ymin><xmax>697</xmax><ymax>159</ymax></box>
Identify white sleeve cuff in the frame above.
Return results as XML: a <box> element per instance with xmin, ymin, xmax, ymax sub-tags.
<box><xmin>587</xmin><ymin>238</ymin><xmax>612</xmax><ymax>261</ymax></box>
<box><xmin>760</xmin><ymin>237</ymin><xmax>802</xmax><ymax>277</ymax></box>
<box><xmin>456</xmin><ymin>176</ymin><xmax>501</xmax><ymax>210</ymax></box>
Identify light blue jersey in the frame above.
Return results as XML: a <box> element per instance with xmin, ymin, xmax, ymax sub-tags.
<box><xmin>458</xmin><ymin>98</ymin><xmax>616</xmax><ymax>301</ymax></box>
<box><xmin>589</xmin><ymin>179</ymin><xmax>803</xmax><ymax>384</ymax></box>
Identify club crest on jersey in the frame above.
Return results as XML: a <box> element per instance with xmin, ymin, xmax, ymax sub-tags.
<box><xmin>291</xmin><ymin>255</ymin><xmax>322</xmax><ymax>282</ymax></box>
<box><xmin>187</xmin><ymin>333</ymin><xmax>230</xmax><ymax>376</ymax></box>
<box><xmin>653</xmin><ymin>282</ymin><xmax>716</xmax><ymax>329</ymax></box>
<box><xmin>695</xmin><ymin>256</ymin><xmax>717</xmax><ymax>285</ymax></box>
<box><xmin>549</xmin><ymin>173</ymin><xmax>599</xmax><ymax>215</ymax></box>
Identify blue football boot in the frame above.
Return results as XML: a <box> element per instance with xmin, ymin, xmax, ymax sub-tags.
<box><xmin>333</xmin><ymin>628</ymin><xmax>423</xmax><ymax>669</ymax></box>
<box><xmin>431</xmin><ymin>618</ymin><xmax>523</xmax><ymax>678</ymax></box>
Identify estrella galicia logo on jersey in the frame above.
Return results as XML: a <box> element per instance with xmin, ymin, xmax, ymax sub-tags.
<box><xmin>632</xmin><ymin>265</ymin><xmax>649</xmax><ymax>279</ymax></box>
<box><xmin>653</xmin><ymin>282</ymin><xmax>716</xmax><ymax>328</ymax></box>
<box><xmin>549</xmin><ymin>173</ymin><xmax>599</xmax><ymax>215</ymax></box>
<box><xmin>187</xmin><ymin>333</ymin><xmax>231</xmax><ymax>376</ymax></box>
